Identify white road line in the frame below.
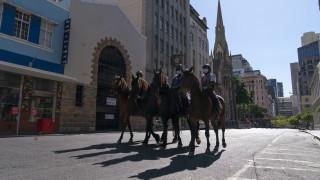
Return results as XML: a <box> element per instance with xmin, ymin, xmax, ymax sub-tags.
<box><xmin>263</xmin><ymin>148</ymin><xmax>320</xmax><ymax>154</ymax></box>
<box><xmin>260</xmin><ymin>152</ymin><xmax>316</xmax><ymax>157</ymax></box>
<box><xmin>227</xmin><ymin>160</ymin><xmax>254</xmax><ymax>180</ymax></box>
<box><xmin>255</xmin><ymin>158</ymin><xmax>320</xmax><ymax>168</ymax></box>
<box><xmin>250</xmin><ymin>165</ymin><xmax>320</xmax><ymax>172</ymax></box>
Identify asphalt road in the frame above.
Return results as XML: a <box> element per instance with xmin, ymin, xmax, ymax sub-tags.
<box><xmin>0</xmin><ymin>129</ymin><xmax>319</xmax><ymax>180</ymax></box>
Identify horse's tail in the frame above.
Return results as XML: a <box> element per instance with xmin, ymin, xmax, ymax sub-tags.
<box><xmin>217</xmin><ymin>95</ymin><xmax>226</xmax><ymax>129</ymax></box>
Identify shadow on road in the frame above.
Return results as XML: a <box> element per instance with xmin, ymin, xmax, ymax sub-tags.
<box><xmin>54</xmin><ymin>142</ymin><xmax>224</xmax><ymax>179</ymax></box>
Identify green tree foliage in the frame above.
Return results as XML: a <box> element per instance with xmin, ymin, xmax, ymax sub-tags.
<box><xmin>270</xmin><ymin>116</ymin><xmax>288</xmax><ymax>127</ymax></box>
<box><xmin>233</xmin><ymin>75</ymin><xmax>253</xmax><ymax>104</ymax></box>
<box><xmin>301</xmin><ymin>111</ymin><xmax>313</xmax><ymax>122</ymax></box>
<box><xmin>288</xmin><ymin>116</ymin><xmax>299</xmax><ymax>127</ymax></box>
<box><xmin>317</xmin><ymin>106</ymin><xmax>320</xmax><ymax>112</ymax></box>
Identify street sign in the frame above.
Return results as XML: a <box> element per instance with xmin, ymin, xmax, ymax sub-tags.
<box><xmin>106</xmin><ymin>97</ymin><xmax>117</xmax><ymax>106</ymax></box>
<box><xmin>105</xmin><ymin>114</ymin><xmax>114</xmax><ymax>120</ymax></box>
<box><xmin>10</xmin><ymin>106</ymin><xmax>19</xmax><ymax>115</ymax></box>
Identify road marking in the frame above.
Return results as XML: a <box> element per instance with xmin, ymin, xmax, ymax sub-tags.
<box><xmin>263</xmin><ymin>148</ymin><xmax>320</xmax><ymax>154</ymax></box>
<box><xmin>260</xmin><ymin>152</ymin><xmax>316</xmax><ymax>157</ymax></box>
<box><xmin>255</xmin><ymin>158</ymin><xmax>320</xmax><ymax>168</ymax></box>
<box><xmin>227</xmin><ymin>160</ymin><xmax>253</xmax><ymax>180</ymax></box>
<box><xmin>250</xmin><ymin>165</ymin><xmax>320</xmax><ymax>172</ymax></box>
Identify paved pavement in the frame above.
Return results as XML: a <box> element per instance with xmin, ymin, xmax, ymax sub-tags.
<box><xmin>0</xmin><ymin>129</ymin><xmax>319</xmax><ymax>180</ymax></box>
<box><xmin>305</xmin><ymin>130</ymin><xmax>320</xmax><ymax>141</ymax></box>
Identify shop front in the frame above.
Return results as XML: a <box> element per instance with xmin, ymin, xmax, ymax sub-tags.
<box><xmin>0</xmin><ymin>70</ymin><xmax>63</xmax><ymax>133</ymax></box>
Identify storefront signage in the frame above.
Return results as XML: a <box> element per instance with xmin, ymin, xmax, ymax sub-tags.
<box><xmin>61</xmin><ymin>18</ymin><xmax>71</xmax><ymax>64</ymax></box>
<box><xmin>10</xmin><ymin>107</ymin><xmax>19</xmax><ymax>115</ymax></box>
<box><xmin>106</xmin><ymin>97</ymin><xmax>117</xmax><ymax>106</ymax></box>
<box><xmin>105</xmin><ymin>114</ymin><xmax>114</xmax><ymax>120</ymax></box>
<box><xmin>31</xmin><ymin>110</ymin><xmax>37</xmax><ymax>116</ymax></box>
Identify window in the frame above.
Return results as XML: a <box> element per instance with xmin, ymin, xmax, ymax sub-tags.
<box><xmin>155</xmin><ymin>0</ymin><xmax>158</xmax><ymax>4</ymax></box>
<box><xmin>199</xmin><ymin>54</ymin><xmax>201</xmax><ymax>64</ymax></box>
<box><xmin>75</xmin><ymin>85</ymin><xmax>83</xmax><ymax>107</ymax></box>
<box><xmin>170</xmin><ymin>6</ymin><xmax>173</xmax><ymax>17</ymax></box>
<box><xmin>39</xmin><ymin>21</ymin><xmax>54</xmax><ymax>48</ymax></box>
<box><xmin>160</xmin><ymin>38</ymin><xmax>164</xmax><ymax>52</ymax></box>
<box><xmin>30</xmin><ymin>78</ymin><xmax>57</xmax><ymax>122</ymax></box>
<box><xmin>160</xmin><ymin>16</ymin><xmax>164</xmax><ymax>30</ymax></box>
<box><xmin>174</xmin><ymin>28</ymin><xmax>178</xmax><ymax>40</ymax></box>
<box><xmin>160</xmin><ymin>0</ymin><xmax>164</xmax><ymax>8</ymax></box>
<box><xmin>165</xmin><ymin>42</ymin><xmax>169</xmax><ymax>56</ymax></box>
<box><xmin>175</xmin><ymin>10</ymin><xmax>178</xmax><ymax>21</ymax></box>
<box><xmin>14</xmin><ymin>10</ymin><xmax>31</xmax><ymax>40</ymax></box>
<box><xmin>198</xmin><ymin>38</ymin><xmax>201</xmax><ymax>47</ymax></box>
<box><xmin>154</xmin><ymin>35</ymin><xmax>158</xmax><ymax>49</ymax></box>
<box><xmin>170</xmin><ymin>45</ymin><xmax>174</xmax><ymax>55</ymax></box>
<box><xmin>153</xmin><ymin>58</ymin><xmax>158</xmax><ymax>70</ymax></box>
<box><xmin>190</xmin><ymin>32</ymin><xmax>193</xmax><ymax>41</ymax></box>
<box><xmin>154</xmin><ymin>12</ymin><xmax>158</xmax><ymax>26</ymax></box>
<box><xmin>165</xmin><ymin>21</ymin><xmax>168</xmax><ymax>33</ymax></box>
<box><xmin>183</xmin><ymin>17</ymin><xmax>186</xmax><ymax>27</ymax></box>
<box><xmin>0</xmin><ymin>72</ymin><xmax>21</xmax><ymax>122</ymax></box>
<box><xmin>170</xmin><ymin>25</ymin><xmax>173</xmax><ymax>37</ymax></box>
<box><xmin>165</xmin><ymin>1</ymin><xmax>168</xmax><ymax>12</ymax></box>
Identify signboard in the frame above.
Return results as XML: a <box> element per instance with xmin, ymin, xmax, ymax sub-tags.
<box><xmin>31</xmin><ymin>110</ymin><xmax>37</xmax><ymax>116</ymax></box>
<box><xmin>105</xmin><ymin>114</ymin><xmax>114</xmax><ymax>120</ymax></box>
<box><xmin>10</xmin><ymin>106</ymin><xmax>19</xmax><ymax>115</ymax></box>
<box><xmin>106</xmin><ymin>97</ymin><xmax>117</xmax><ymax>106</ymax></box>
<box><xmin>61</xmin><ymin>18</ymin><xmax>71</xmax><ymax>64</ymax></box>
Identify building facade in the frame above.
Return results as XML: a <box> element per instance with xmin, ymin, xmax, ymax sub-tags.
<box><xmin>310</xmin><ymin>62</ymin><xmax>320</xmax><ymax>129</ymax></box>
<box><xmin>211</xmin><ymin>0</ymin><xmax>238</xmax><ymax>126</ymax></box>
<box><xmin>290</xmin><ymin>62</ymin><xmax>300</xmax><ymax>115</ymax></box>
<box><xmin>0</xmin><ymin>0</ymin><xmax>73</xmax><ymax>133</ymax></box>
<box><xmin>231</xmin><ymin>54</ymin><xmax>253</xmax><ymax>78</ymax></box>
<box><xmin>102</xmin><ymin>0</ymin><xmax>191</xmax><ymax>82</ymax></box>
<box><xmin>277</xmin><ymin>82</ymin><xmax>284</xmax><ymax>97</ymax></box>
<box><xmin>60</xmin><ymin>0</ymin><xmax>148</xmax><ymax>131</ymax></box>
<box><xmin>267</xmin><ymin>79</ymin><xmax>277</xmax><ymax>98</ymax></box>
<box><xmin>301</xmin><ymin>32</ymin><xmax>320</xmax><ymax>46</ymax></box>
<box><xmin>189</xmin><ymin>5</ymin><xmax>209</xmax><ymax>77</ymax></box>
<box><xmin>242</xmin><ymin>74</ymin><xmax>269</xmax><ymax>112</ymax></box>
<box><xmin>277</xmin><ymin>97</ymin><xmax>293</xmax><ymax>118</ymax></box>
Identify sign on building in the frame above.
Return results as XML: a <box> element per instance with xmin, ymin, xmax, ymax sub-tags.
<box><xmin>106</xmin><ymin>97</ymin><xmax>117</xmax><ymax>106</ymax></box>
<box><xmin>61</xmin><ymin>19</ymin><xmax>71</xmax><ymax>64</ymax></box>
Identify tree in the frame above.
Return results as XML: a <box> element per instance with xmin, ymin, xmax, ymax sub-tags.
<box><xmin>233</xmin><ymin>75</ymin><xmax>253</xmax><ymax>104</ymax></box>
<box><xmin>288</xmin><ymin>116</ymin><xmax>299</xmax><ymax>128</ymax></box>
<box><xmin>317</xmin><ymin>106</ymin><xmax>320</xmax><ymax>112</ymax></box>
<box><xmin>270</xmin><ymin>116</ymin><xmax>288</xmax><ymax>128</ymax></box>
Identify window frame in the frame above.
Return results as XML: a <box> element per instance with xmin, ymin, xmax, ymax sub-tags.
<box><xmin>0</xmin><ymin>2</ymin><xmax>3</xmax><ymax>29</ymax></box>
<box><xmin>39</xmin><ymin>20</ymin><xmax>54</xmax><ymax>48</ymax></box>
<box><xmin>13</xmin><ymin>9</ymin><xmax>31</xmax><ymax>40</ymax></box>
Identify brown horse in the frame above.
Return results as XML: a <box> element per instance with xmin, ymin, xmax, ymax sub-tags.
<box><xmin>111</xmin><ymin>75</ymin><xmax>138</xmax><ymax>143</ymax></box>
<box><xmin>151</xmin><ymin>69</ymin><xmax>183</xmax><ymax>150</ymax></box>
<box><xmin>130</xmin><ymin>74</ymin><xmax>160</xmax><ymax>146</ymax></box>
<box><xmin>180</xmin><ymin>67</ymin><xmax>226</xmax><ymax>157</ymax></box>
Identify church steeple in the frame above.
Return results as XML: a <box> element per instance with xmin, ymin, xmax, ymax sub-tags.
<box><xmin>214</xmin><ymin>0</ymin><xmax>229</xmax><ymax>58</ymax></box>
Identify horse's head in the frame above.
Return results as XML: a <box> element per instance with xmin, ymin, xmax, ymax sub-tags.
<box><xmin>152</xmin><ymin>68</ymin><xmax>168</xmax><ymax>95</ymax></box>
<box><xmin>129</xmin><ymin>74</ymin><xmax>148</xmax><ymax>99</ymax></box>
<box><xmin>111</xmin><ymin>75</ymin><xmax>127</xmax><ymax>95</ymax></box>
<box><xmin>180</xmin><ymin>66</ymin><xmax>200</xmax><ymax>93</ymax></box>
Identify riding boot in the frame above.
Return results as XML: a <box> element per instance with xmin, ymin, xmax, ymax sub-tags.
<box><xmin>206</xmin><ymin>89</ymin><xmax>220</xmax><ymax>120</ymax></box>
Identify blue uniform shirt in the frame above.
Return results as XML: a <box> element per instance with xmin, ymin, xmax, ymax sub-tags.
<box><xmin>201</xmin><ymin>73</ymin><xmax>216</xmax><ymax>89</ymax></box>
<box><xmin>171</xmin><ymin>74</ymin><xmax>182</xmax><ymax>88</ymax></box>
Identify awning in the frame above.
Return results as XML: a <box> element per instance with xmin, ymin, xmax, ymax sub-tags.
<box><xmin>0</xmin><ymin>61</ymin><xmax>77</xmax><ymax>82</ymax></box>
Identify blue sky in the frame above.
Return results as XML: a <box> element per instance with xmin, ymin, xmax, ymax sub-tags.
<box><xmin>190</xmin><ymin>0</ymin><xmax>320</xmax><ymax>97</ymax></box>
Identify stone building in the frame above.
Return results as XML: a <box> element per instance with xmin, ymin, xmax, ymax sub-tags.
<box><xmin>310</xmin><ymin>62</ymin><xmax>320</xmax><ymax>129</ymax></box>
<box><xmin>189</xmin><ymin>5</ymin><xmax>209</xmax><ymax>77</ymax></box>
<box><xmin>211</xmin><ymin>0</ymin><xmax>238</xmax><ymax>126</ymax></box>
<box><xmin>61</xmin><ymin>0</ymin><xmax>147</xmax><ymax>131</ymax></box>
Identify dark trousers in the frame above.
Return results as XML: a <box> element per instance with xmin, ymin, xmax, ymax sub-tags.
<box><xmin>204</xmin><ymin>88</ymin><xmax>220</xmax><ymax>115</ymax></box>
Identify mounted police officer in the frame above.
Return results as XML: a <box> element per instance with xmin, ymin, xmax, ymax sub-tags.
<box><xmin>171</xmin><ymin>64</ymin><xmax>189</xmax><ymax>117</ymax></box>
<box><xmin>201</xmin><ymin>64</ymin><xmax>220</xmax><ymax>120</ymax></box>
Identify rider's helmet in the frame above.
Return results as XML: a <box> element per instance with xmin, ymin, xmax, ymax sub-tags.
<box><xmin>136</xmin><ymin>71</ymin><xmax>143</xmax><ymax>78</ymax></box>
<box><xmin>202</xmin><ymin>64</ymin><xmax>211</xmax><ymax>74</ymax></box>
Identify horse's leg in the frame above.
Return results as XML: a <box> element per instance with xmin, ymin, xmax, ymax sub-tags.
<box><xmin>221</xmin><ymin>116</ymin><xmax>227</xmax><ymax>148</ymax></box>
<box><xmin>188</xmin><ymin>117</ymin><xmax>197</xmax><ymax>158</ymax></box>
<box><xmin>117</xmin><ymin>114</ymin><xmax>126</xmax><ymax>144</ymax></box>
<box><xmin>187</xmin><ymin>117</ymin><xmax>200</xmax><ymax>146</ymax></box>
<box><xmin>204</xmin><ymin>119</ymin><xmax>211</xmax><ymax>154</ymax></box>
<box><xmin>196</xmin><ymin>120</ymin><xmax>201</xmax><ymax>145</ymax></box>
<box><xmin>127</xmin><ymin>115</ymin><xmax>134</xmax><ymax>143</ymax></box>
<box><xmin>212</xmin><ymin>120</ymin><xmax>220</xmax><ymax>152</ymax></box>
<box><xmin>160</xmin><ymin>117</ymin><xmax>168</xmax><ymax>150</ymax></box>
<box><xmin>149</xmin><ymin>116</ymin><xmax>160</xmax><ymax>144</ymax></box>
<box><xmin>173</xmin><ymin>116</ymin><xmax>182</xmax><ymax>148</ymax></box>
<box><xmin>142</xmin><ymin>117</ymin><xmax>150</xmax><ymax>146</ymax></box>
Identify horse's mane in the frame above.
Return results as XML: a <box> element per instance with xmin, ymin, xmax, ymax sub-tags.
<box><xmin>138</xmin><ymin>77</ymin><xmax>148</xmax><ymax>96</ymax></box>
<box><xmin>119</xmin><ymin>77</ymin><xmax>129</xmax><ymax>92</ymax></box>
<box><xmin>189</xmin><ymin>70</ymin><xmax>202</xmax><ymax>92</ymax></box>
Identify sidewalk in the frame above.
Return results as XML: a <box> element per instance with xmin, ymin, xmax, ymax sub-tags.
<box><xmin>304</xmin><ymin>130</ymin><xmax>320</xmax><ymax>141</ymax></box>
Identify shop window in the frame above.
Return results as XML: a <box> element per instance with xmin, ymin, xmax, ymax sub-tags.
<box><xmin>75</xmin><ymin>85</ymin><xmax>83</xmax><ymax>107</ymax></box>
<box><xmin>0</xmin><ymin>72</ymin><xmax>21</xmax><ymax>122</ymax></box>
<box><xmin>30</xmin><ymin>78</ymin><xmax>56</xmax><ymax>122</ymax></box>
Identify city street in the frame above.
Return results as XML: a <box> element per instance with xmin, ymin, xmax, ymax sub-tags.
<box><xmin>0</xmin><ymin>129</ymin><xmax>320</xmax><ymax>180</ymax></box>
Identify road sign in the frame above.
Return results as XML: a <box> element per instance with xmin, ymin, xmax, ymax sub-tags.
<box><xmin>10</xmin><ymin>107</ymin><xmax>19</xmax><ymax>115</ymax></box>
<box><xmin>106</xmin><ymin>97</ymin><xmax>117</xmax><ymax>106</ymax></box>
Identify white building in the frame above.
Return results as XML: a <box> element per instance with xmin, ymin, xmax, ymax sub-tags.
<box><xmin>301</xmin><ymin>32</ymin><xmax>320</xmax><ymax>46</ymax></box>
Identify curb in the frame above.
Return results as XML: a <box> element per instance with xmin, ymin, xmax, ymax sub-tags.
<box><xmin>302</xmin><ymin>130</ymin><xmax>320</xmax><ymax>141</ymax></box>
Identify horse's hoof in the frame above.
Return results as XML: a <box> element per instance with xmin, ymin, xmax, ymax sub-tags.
<box><xmin>196</xmin><ymin>138</ymin><xmax>201</xmax><ymax>145</ymax></box>
<box><xmin>159</xmin><ymin>146</ymin><xmax>166</xmax><ymax>150</ymax></box>
<box><xmin>172</xmin><ymin>139</ymin><xmax>177</xmax><ymax>144</ymax></box>
<box><xmin>117</xmin><ymin>140</ymin><xmax>121</xmax><ymax>144</ymax></box>
<box><xmin>205</xmin><ymin>149</ymin><xmax>210</xmax><ymax>155</ymax></box>
<box><xmin>222</xmin><ymin>143</ymin><xmax>227</xmax><ymax>148</ymax></box>
<box><xmin>177</xmin><ymin>144</ymin><xmax>183</xmax><ymax>149</ymax></box>
<box><xmin>142</xmin><ymin>142</ymin><xmax>147</xmax><ymax>146</ymax></box>
<box><xmin>188</xmin><ymin>152</ymin><xmax>194</xmax><ymax>158</ymax></box>
<box><xmin>128</xmin><ymin>139</ymin><xmax>133</xmax><ymax>143</ymax></box>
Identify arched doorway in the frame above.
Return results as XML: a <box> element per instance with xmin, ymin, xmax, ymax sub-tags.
<box><xmin>96</xmin><ymin>46</ymin><xmax>126</xmax><ymax>130</ymax></box>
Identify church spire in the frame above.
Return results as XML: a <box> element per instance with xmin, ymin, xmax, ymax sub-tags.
<box><xmin>214</xmin><ymin>0</ymin><xmax>228</xmax><ymax>58</ymax></box>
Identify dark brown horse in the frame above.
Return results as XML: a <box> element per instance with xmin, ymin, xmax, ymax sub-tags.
<box><xmin>180</xmin><ymin>67</ymin><xmax>226</xmax><ymax>157</ymax></box>
<box><xmin>111</xmin><ymin>75</ymin><xmax>160</xmax><ymax>145</ymax></box>
<box><xmin>130</xmin><ymin>74</ymin><xmax>160</xmax><ymax>146</ymax></box>
<box><xmin>151</xmin><ymin>69</ymin><xmax>183</xmax><ymax>150</ymax></box>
